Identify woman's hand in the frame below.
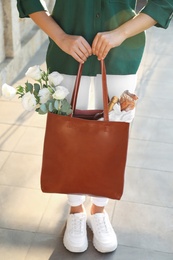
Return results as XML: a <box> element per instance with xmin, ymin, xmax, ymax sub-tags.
<box><xmin>92</xmin><ymin>30</ymin><xmax>125</xmax><ymax>60</ymax></box>
<box><xmin>92</xmin><ymin>13</ymin><xmax>156</xmax><ymax>60</ymax></box>
<box><xmin>58</xmin><ymin>34</ymin><xmax>92</xmax><ymax>64</ymax></box>
<box><xmin>29</xmin><ymin>11</ymin><xmax>92</xmax><ymax>63</ymax></box>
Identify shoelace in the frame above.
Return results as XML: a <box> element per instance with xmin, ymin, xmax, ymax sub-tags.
<box><xmin>71</xmin><ymin>215</ymin><xmax>85</xmax><ymax>235</ymax></box>
<box><xmin>95</xmin><ymin>215</ymin><xmax>112</xmax><ymax>234</ymax></box>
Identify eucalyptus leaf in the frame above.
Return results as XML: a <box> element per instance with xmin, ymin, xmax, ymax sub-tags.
<box><xmin>39</xmin><ymin>103</ymin><xmax>48</xmax><ymax>113</ymax></box>
<box><xmin>61</xmin><ymin>100</ymin><xmax>72</xmax><ymax>113</ymax></box>
<box><xmin>48</xmin><ymin>102</ymin><xmax>54</xmax><ymax>112</ymax></box>
<box><xmin>38</xmin><ymin>108</ymin><xmax>47</xmax><ymax>115</ymax></box>
<box><xmin>66</xmin><ymin>109</ymin><xmax>73</xmax><ymax>115</ymax></box>
<box><xmin>54</xmin><ymin>100</ymin><xmax>59</xmax><ymax>110</ymax></box>
<box><xmin>25</xmin><ymin>82</ymin><xmax>33</xmax><ymax>93</ymax></box>
<box><xmin>34</xmin><ymin>83</ymin><xmax>40</xmax><ymax>94</ymax></box>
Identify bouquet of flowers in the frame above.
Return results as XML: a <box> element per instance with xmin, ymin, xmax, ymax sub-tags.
<box><xmin>1</xmin><ymin>65</ymin><xmax>72</xmax><ymax>115</ymax></box>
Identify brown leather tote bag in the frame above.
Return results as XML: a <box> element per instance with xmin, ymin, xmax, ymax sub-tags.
<box><xmin>40</xmin><ymin>60</ymin><xmax>129</xmax><ymax>199</ymax></box>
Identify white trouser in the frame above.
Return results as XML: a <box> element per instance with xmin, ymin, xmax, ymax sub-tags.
<box><xmin>62</xmin><ymin>73</ymin><xmax>137</xmax><ymax>207</ymax></box>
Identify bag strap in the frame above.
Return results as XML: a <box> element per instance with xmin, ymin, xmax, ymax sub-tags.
<box><xmin>71</xmin><ymin>60</ymin><xmax>109</xmax><ymax>121</ymax></box>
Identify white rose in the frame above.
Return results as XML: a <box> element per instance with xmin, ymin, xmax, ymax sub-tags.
<box><xmin>48</xmin><ymin>71</ymin><xmax>64</xmax><ymax>87</ymax></box>
<box><xmin>22</xmin><ymin>92</ymin><xmax>37</xmax><ymax>111</ymax></box>
<box><xmin>2</xmin><ymin>83</ymin><xmax>16</xmax><ymax>99</ymax></box>
<box><xmin>25</xmin><ymin>65</ymin><xmax>42</xmax><ymax>81</ymax></box>
<box><xmin>52</xmin><ymin>86</ymin><xmax>69</xmax><ymax>100</ymax></box>
<box><xmin>38</xmin><ymin>88</ymin><xmax>51</xmax><ymax>104</ymax></box>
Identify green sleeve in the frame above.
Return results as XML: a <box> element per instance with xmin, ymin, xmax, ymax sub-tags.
<box><xmin>17</xmin><ymin>0</ymin><xmax>45</xmax><ymax>18</ymax></box>
<box><xmin>141</xmin><ymin>0</ymin><xmax>173</xmax><ymax>29</ymax></box>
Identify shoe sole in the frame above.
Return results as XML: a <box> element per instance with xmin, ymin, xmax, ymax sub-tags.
<box><xmin>63</xmin><ymin>237</ymin><xmax>88</xmax><ymax>253</ymax></box>
<box><xmin>87</xmin><ymin>220</ymin><xmax>118</xmax><ymax>253</ymax></box>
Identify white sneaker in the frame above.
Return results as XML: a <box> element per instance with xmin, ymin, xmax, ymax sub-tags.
<box><xmin>63</xmin><ymin>212</ymin><xmax>88</xmax><ymax>253</ymax></box>
<box><xmin>88</xmin><ymin>212</ymin><xmax>118</xmax><ymax>253</ymax></box>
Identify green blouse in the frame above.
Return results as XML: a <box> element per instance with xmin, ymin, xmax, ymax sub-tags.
<box><xmin>17</xmin><ymin>0</ymin><xmax>173</xmax><ymax>76</ymax></box>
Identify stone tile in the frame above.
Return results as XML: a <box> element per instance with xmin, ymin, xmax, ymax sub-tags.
<box><xmin>122</xmin><ymin>167</ymin><xmax>173</xmax><ymax>208</ymax></box>
<box><xmin>26</xmin><ymin>234</ymin><xmax>106</xmax><ymax>260</ymax></box>
<box><xmin>0</xmin><ymin>185</ymin><xmax>50</xmax><ymax>232</ymax></box>
<box><xmin>0</xmin><ymin>152</ymin><xmax>42</xmax><ymax>189</ymax></box>
<box><xmin>49</xmin><ymin>240</ymin><xmax>105</xmax><ymax>260</ymax></box>
<box><xmin>111</xmin><ymin>246</ymin><xmax>173</xmax><ymax>260</ymax></box>
<box><xmin>14</xmin><ymin>126</ymin><xmax>45</xmax><ymax>155</ymax></box>
<box><xmin>130</xmin><ymin>116</ymin><xmax>173</xmax><ymax>144</ymax></box>
<box><xmin>0</xmin><ymin>123</ymin><xmax>26</xmax><ymax>151</ymax></box>
<box><xmin>135</xmin><ymin>95</ymin><xmax>173</xmax><ymax>120</ymax></box>
<box><xmin>144</xmin><ymin>251</ymin><xmax>173</xmax><ymax>260</ymax></box>
<box><xmin>25</xmin><ymin>233</ymin><xmax>58</xmax><ymax>260</ymax></box>
<box><xmin>146</xmin><ymin>26</ymin><xmax>173</xmax><ymax>56</ymax></box>
<box><xmin>137</xmin><ymin>67</ymin><xmax>173</xmax><ymax>85</ymax></box>
<box><xmin>0</xmin><ymin>151</ymin><xmax>9</xmax><ymax>169</ymax></box>
<box><xmin>112</xmin><ymin>201</ymin><xmax>173</xmax><ymax>253</ymax></box>
<box><xmin>47</xmin><ymin>242</ymin><xmax>173</xmax><ymax>260</ymax></box>
<box><xmin>142</xmin><ymin>53</ymin><xmax>173</xmax><ymax>69</ymax></box>
<box><xmin>143</xmin><ymin>26</ymin><xmax>171</xmax><ymax>51</ymax></box>
<box><xmin>29</xmin><ymin>113</ymin><xmax>46</xmax><ymax>128</ymax></box>
<box><xmin>0</xmin><ymin>101</ymin><xmax>47</xmax><ymax>129</ymax></box>
<box><xmin>12</xmin><ymin>47</ymin><xmax>47</xmax><ymax>85</ymax></box>
<box><xmin>127</xmin><ymin>139</ymin><xmax>173</xmax><ymax>172</ymax></box>
<box><xmin>23</xmin><ymin>233</ymin><xmax>173</xmax><ymax>260</ymax></box>
<box><xmin>0</xmin><ymin>228</ymin><xmax>34</xmax><ymax>260</ymax></box>
<box><xmin>137</xmin><ymin>80</ymin><xmax>173</xmax><ymax>99</ymax></box>
<box><xmin>0</xmin><ymin>100</ymin><xmax>34</xmax><ymax>126</ymax></box>
<box><xmin>38</xmin><ymin>194</ymin><xmax>69</xmax><ymax>236</ymax></box>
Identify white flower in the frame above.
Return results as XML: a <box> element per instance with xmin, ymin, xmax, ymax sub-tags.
<box><xmin>52</xmin><ymin>86</ymin><xmax>69</xmax><ymax>100</ymax></box>
<box><xmin>22</xmin><ymin>92</ymin><xmax>37</xmax><ymax>111</ymax></box>
<box><xmin>2</xmin><ymin>83</ymin><xmax>16</xmax><ymax>99</ymax></box>
<box><xmin>25</xmin><ymin>65</ymin><xmax>42</xmax><ymax>81</ymax></box>
<box><xmin>38</xmin><ymin>88</ymin><xmax>52</xmax><ymax>104</ymax></box>
<box><xmin>48</xmin><ymin>71</ymin><xmax>64</xmax><ymax>87</ymax></box>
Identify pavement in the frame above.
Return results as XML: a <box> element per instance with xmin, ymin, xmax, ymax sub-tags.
<box><xmin>0</xmin><ymin>21</ymin><xmax>173</xmax><ymax>260</ymax></box>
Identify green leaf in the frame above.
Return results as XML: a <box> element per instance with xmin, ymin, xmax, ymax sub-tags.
<box><xmin>54</xmin><ymin>100</ymin><xmax>59</xmax><ymax>110</ymax></box>
<box><xmin>34</xmin><ymin>83</ymin><xmax>40</xmax><ymax>95</ymax></box>
<box><xmin>37</xmin><ymin>109</ymin><xmax>47</xmax><ymax>115</ymax></box>
<box><xmin>25</xmin><ymin>82</ymin><xmax>33</xmax><ymax>93</ymax></box>
<box><xmin>39</xmin><ymin>103</ymin><xmax>48</xmax><ymax>114</ymax></box>
<box><xmin>35</xmin><ymin>96</ymin><xmax>40</xmax><ymax>104</ymax></box>
<box><xmin>61</xmin><ymin>99</ymin><xmax>72</xmax><ymax>113</ymax></box>
<box><xmin>16</xmin><ymin>86</ymin><xmax>25</xmax><ymax>97</ymax></box>
<box><xmin>48</xmin><ymin>102</ymin><xmax>54</xmax><ymax>112</ymax></box>
<box><xmin>66</xmin><ymin>109</ymin><xmax>73</xmax><ymax>115</ymax></box>
<box><xmin>16</xmin><ymin>85</ymin><xmax>24</xmax><ymax>93</ymax></box>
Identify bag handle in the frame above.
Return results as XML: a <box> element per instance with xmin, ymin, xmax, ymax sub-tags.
<box><xmin>71</xmin><ymin>60</ymin><xmax>109</xmax><ymax>121</ymax></box>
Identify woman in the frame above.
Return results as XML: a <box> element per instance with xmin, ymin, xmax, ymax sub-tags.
<box><xmin>17</xmin><ymin>0</ymin><xmax>173</xmax><ymax>254</ymax></box>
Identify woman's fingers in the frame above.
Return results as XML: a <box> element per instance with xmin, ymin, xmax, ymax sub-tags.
<box><xmin>96</xmin><ymin>42</ymin><xmax>110</xmax><ymax>60</ymax></box>
<box><xmin>73</xmin><ymin>47</ymin><xmax>90</xmax><ymax>63</ymax></box>
<box><xmin>80</xmin><ymin>37</ymin><xmax>92</xmax><ymax>57</ymax></box>
<box><xmin>92</xmin><ymin>31</ymin><xmax>124</xmax><ymax>60</ymax></box>
<box><xmin>92</xmin><ymin>32</ymin><xmax>112</xmax><ymax>60</ymax></box>
<box><xmin>60</xmin><ymin>35</ymin><xmax>92</xmax><ymax>63</ymax></box>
